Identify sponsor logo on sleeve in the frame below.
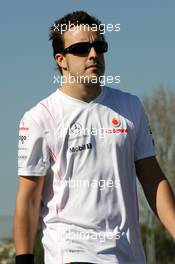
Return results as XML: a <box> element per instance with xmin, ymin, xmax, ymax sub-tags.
<box><xmin>19</xmin><ymin>135</ymin><xmax>27</xmax><ymax>144</ymax></box>
<box><xmin>19</xmin><ymin>121</ymin><xmax>29</xmax><ymax>131</ymax></box>
<box><xmin>147</xmin><ymin>120</ymin><xmax>155</xmax><ymax>146</ymax></box>
<box><xmin>18</xmin><ymin>155</ymin><xmax>27</xmax><ymax>160</ymax></box>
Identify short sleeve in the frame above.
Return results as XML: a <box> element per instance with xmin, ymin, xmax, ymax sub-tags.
<box><xmin>18</xmin><ymin>112</ymin><xmax>50</xmax><ymax>176</ymax></box>
<box><xmin>134</xmin><ymin>98</ymin><xmax>156</xmax><ymax>161</ymax></box>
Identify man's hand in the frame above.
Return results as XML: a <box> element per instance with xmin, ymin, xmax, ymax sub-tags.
<box><xmin>13</xmin><ymin>176</ymin><xmax>44</xmax><ymax>255</ymax></box>
<box><xmin>135</xmin><ymin>156</ymin><xmax>175</xmax><ymax>239</ymax></box>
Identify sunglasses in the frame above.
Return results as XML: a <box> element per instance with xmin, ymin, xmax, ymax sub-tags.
<box><xmin>62</xmin><ymin>41</ymin><xmax>108</xmax><ymax>55</ymax></box>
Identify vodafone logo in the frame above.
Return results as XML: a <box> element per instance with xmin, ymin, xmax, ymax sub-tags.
<box><xmin>112</xmin><ymin>117</ymin><xmax>121</xmax><ymax>127</ymax></box>
<box><xmin>105</xmin><ymin>116</ymin><xmax>128</xmax><ymax>134</ymax></box>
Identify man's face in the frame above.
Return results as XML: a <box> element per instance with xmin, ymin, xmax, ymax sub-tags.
<box><xmin>61</xmin><ymin>25</ymin><xmax>106</xmax><ymax>83</ymax></box>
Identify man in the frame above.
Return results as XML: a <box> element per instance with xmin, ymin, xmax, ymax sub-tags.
<box><xmin>13</xmin><ymin>10</ymin><xmax>175</xmax><ymax>264</ymax></box>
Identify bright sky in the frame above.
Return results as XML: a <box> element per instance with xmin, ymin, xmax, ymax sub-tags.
<box><xmin>0</xmin><ymin>0</ymin><xmax>175</xmax><ymax>216</ymax></box>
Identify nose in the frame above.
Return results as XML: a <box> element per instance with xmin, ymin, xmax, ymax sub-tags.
<box><xmin>88</xmin><ymin>47</ymin><xmax>97</xmax><ymax>59</ymax></box>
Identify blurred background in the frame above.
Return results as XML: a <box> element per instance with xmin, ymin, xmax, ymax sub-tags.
<box><xmin>0</xmin><ymin>0</ymin><xmax>175</xmax><ymax>263</ymax></box>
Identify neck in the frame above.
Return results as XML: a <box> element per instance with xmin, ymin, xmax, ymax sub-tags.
<box><xmin>60</xmin><ymin>82</ymin><xmax>102</xmax><ymax>103</ymax></box>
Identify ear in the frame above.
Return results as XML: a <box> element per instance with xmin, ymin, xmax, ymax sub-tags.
<box><xmin>55</xmin><ymin>53</ymin><xmax>67</xmax><ymax>70</ymax></box>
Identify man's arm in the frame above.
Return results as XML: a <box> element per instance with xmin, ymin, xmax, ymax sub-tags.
<box><xmin>135</xmin><ymin>156</ymin><xmax>175</xmax><ymax>239</ymax></box>
<box><xmin>13</xmin><ymin>175</ymin><xmax>44</xmax><ymax>255</ymax></box>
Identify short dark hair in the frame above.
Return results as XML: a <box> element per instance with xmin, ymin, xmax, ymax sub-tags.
<box><xmin>49</xmin><ymin>10</ymin><xmax>105</xmax><ymax>74</ymax></box>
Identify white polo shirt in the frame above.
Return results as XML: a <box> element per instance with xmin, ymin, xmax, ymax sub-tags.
<box><xmin>18</xmin><ymin>86</ymin><xmax>156</xmax><ymax>264</ymax></box>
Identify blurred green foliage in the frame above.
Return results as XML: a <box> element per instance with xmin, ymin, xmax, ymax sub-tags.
<box><xmin>141</xmin><ymin>224</ymin><xmax>175</xmax><ymax>264</ymax></box>
<box><xmin>33</xmin><ymin>232</ymin><xmax>44</xmax><ymax>264</ymax></box>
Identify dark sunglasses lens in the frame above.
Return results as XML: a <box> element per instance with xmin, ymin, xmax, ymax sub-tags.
<box><xmin>69</xmin><ymin>43</ymin><xmax>91</xmax><ymax>55</ymax></box>
<box><xmin>65</xmin><ymin>42</ymin><xmax>108</xmax><ymax>55</ymax></box>
<box><xmin>94</xmin><ymin>42</ymin><xmax>108</xmax><ymax>53</ymax></box>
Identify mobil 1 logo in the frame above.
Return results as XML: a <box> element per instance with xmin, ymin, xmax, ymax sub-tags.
<box><xmin>69</xmin><ymin>143</ymin><xmax>92</xmax><ymax>153</ymax></box>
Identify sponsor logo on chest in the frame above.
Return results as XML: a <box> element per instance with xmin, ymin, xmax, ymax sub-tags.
<box><xmin>69</xmin><ymin>143</ymin><xmax>92</xmax><ymax>153</ymax></box>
